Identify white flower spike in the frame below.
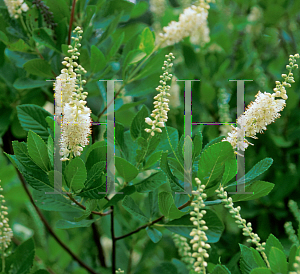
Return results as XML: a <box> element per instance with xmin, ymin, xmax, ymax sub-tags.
<box><xmin>158</xmin><ymin>0</ymin><xmax>211</xmax><ymax>47</ymax></box>
<box><xmin>0</xmin><ymin>181</ymin><xmax>13</xmax><ymax>265</ymax></box>
<box><xmin>224</xmin><ymin>53</ymin><xmax>299</xmax><ymax>151</ymax></box>
<box><xmin>4</xmin><ymin>0</ymin><xmax>29</xmax><ymax>19</ymax></box>
<box><xmin>54</xmin><ymin>27</ymin><xmax>92</xmax><ymax>161</ymax></box>
<box><xmin>144</xmin><ymin>53</ymin><xmax>175</xmax><ymax>137</ymax></box>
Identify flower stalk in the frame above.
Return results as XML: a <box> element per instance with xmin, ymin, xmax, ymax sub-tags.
<box><xmin>189</xmin><ymin>178</ymin><xmax>210</xmax><ymax>273</ymax></box>
<box><xmin>215</xmin><ymin>186</ymin><xmax>270</xmax><ymax>268</ymax></box>
<box><xmin>144</xmin><ymin>53</ymin><xmax>175</xmax><ymax>138</ymax></box>
<box><xmin>0</xmin><ymin>182</ymin><xmax>13</xmax><ymax>272</ymax></box>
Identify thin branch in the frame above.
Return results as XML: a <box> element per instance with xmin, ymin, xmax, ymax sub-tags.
<box><xmin>16</xmin><ymin>171</ymin><xmax>98</xmax><ymax>274</ymax></box>
<box><xmin>90</xmin><ymin>215</ymin><xmax>106</xmax><ymax>268</ymax></box>
<box><xmin>97</xmin><ymin>84</ymin><xmax>125</xmax><ymax>121</ymax></box>
<box><xmin>67</xmin><ymin>193</ymin><xmax>112</xmax><ymax>216</ymax></box>
<box><xmin>115</xmin><ymin>198</ymin><xmax>193</xmax><ymax>241</ymax></box>
<box><xmin>111</xmin><ymin>206</ymin><xmax>116</xmax><ymax>274</ymax></box>
<box><xmin>68</xmin><ymin>0</ymin><xmax>77</xmax><ymax>45</ymax></box>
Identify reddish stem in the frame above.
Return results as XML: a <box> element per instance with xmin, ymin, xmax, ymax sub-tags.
<box><xmin>68</xmin><ymin>0</ymin><xmax>76</xmax><ymax>45</ymax></box>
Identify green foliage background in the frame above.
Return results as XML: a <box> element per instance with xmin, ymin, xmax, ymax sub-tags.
<box><xmin>0</xmin><ymin>0</ymin><xmax>299</xmax><ymax>273</ymax></box>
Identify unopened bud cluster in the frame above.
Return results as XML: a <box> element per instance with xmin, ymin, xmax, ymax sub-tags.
<box><xmin>284</xmin><ymin>222</ymin><xmax>300</xmax><ymax>246</ymax></box>
<box><xmin>144</xmin><ymin>53</ymin><xmax>175</xmax><ymax>137</ymax></box>
<box><xmin>224</xmin><ymin>53</ymin><xmax>299</xmax><ymax>151</ymax></box>
<box><xmin>290</xmin><ymin>256</ymin><xmax>300</xmax><ymax>274</ymax></box>
<box><xmin>215</xmin><ymin>187</ymin><xmax>266</xmax><ymax>252</ymax></box>
<box><xmin>32</xmin><ymin>0</ymin><xmax>57</xmax><ymax>30</ymax></box>
<box><xmin>54</xmin><ymin>27</ymin><xmax>92</xmax><ymax>161</ymax></box>
<box><xmin>288</xmin><ymin>200</ymin><xmax>300</xmax><ymax>224</ymax></box>
<box><xmin>189</xmin><ymin>178</ymin><xmax>210</xmax><ymax>273</ymax></box>
<box><xmin>115</xmin><ymin>268</ymin><xmax>124</xmax><ymax>274</ymax></box>
<box><xmin>172</xmin><ymin>233</ymin><xmax>194</xmax><ymax>269</ymax></box>
<box><xmin>0</xmin><ymin>183</ymin><xmax>13</xmax><ymax>257</ymax></box>
<box><xmin>4</xmin><ymin>0</ymin><xmax>29</xmax><ymax>19</ymax></box>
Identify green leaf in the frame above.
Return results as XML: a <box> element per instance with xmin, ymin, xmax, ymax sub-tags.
<box><xmin>114</xmin><ymin>122</ymin><xmax>127</xmax><ymax>155</ymax></box>
<box><xmin>211</xmin><ymin>265</ymin><xmax>231</xmax><ymax>274</ymax></box>
<box><xmin>98</xmin><ymin>11</ymin><xmax>124</xmax><ymax>44</ymax></box>
<box><xmin>123</xmin><ymin>49</ymin><xmax>146</xmax><ymax>77</ymax></box>
<box><xmin>33</xmin><ymin>270</ymin><xmax>50</xmax><ymax>274</ymax></box>
<box><xmin>251</xmin><ymin>248</ymin><xmax>266</xmax><ymax>267</ymax></box>
<box><xmin>146</xmin><ymin>226</ymin><xmax>162</xmax><ymax>243</ymax></box>
<box><xmin>130</xmin><ymin>1</ymin><xmax>148</xmax><ymax>18</ymax></box>
<box><xmin>197</xmin><ymin>141</ymin><xmax>235</xmax><ymax>187</ymax></box>
<box><xmin>160</xmin><ymin>152</ymin><xmax>184</xmax><ymax>192</ymax></box>
<box><xmin>265</xmin><ymin>234</ymin><xmax>285</xmax><ymax>258</ymax></box>
<box><xmin>0</xmin><ymin>31</ymin><xmax>8</xmax><ymax>44</ymax></box>
<box><xmin>201</xmin><ymin>136</ymin><xmax>225</xmax><ymax>156</ymax></box>
<box><xmin>231</xmin><ymin>181</ymin><xmax>275</xmax><ymax>202</ymax></box>
<box><xmin>65</xmin><ymin>157</ymin><xmax>87</xmax><ymax>192</ymax></box>
<box><xmin>115</xmin><ymin>156</ymin><xmax>139</xmax><ymax>182</ymax></box>
<box><xmin>108</xmin><ymin>32</ymin><xmax>124</xmax><ymax>60</ymax></box>
<box><xmin>222</xmin><ymin>154</ymin><xmax>237</xmax><ymax>186</ymax></box>
<box><xmin>44</xmin><ymin>0</ymin><xmax>69</xmax><ymax>22</ymax></box>
<box><xmin>135</xmin><ymin>171</ymin><xmax>167</xmax><ymax>193</ymax></box>
<box><xmin>288</xmin><ymin>244</ymin><xmax>298</xmax><ymax>271</ymax></box>
<box><xmin>192</xmin><ymin>131</ymin><xmax>203</xmax><ymax>161</ymax></box>
<box><xmin>32</xmin><ymin>28</ymin><xmax>60</xmax><ymax>52</ymax></box>
<box><xmin>122</xmin><ymin>196</ymin><xmax>149</xmax><ymax>223</ymax></box>
<box><xmin>164</xmin><ymin>209</ymin><xmax>224</xmax><ymax>242</ymax></box>
<box><xmin>84</xmin><ymin>161</ymin><xmax>106</xmax><ymax>188</ymax></box>
<box><xmin>27</xmin><ymin>131</ymin><xmax>51</xmax><ymax>172</ymax></box>
<box><xmin>116</xmin><ymin>99</ymin><xmax>147</xmax><ymax>113</ymax></box>
<box><xmin>56</xmin><ymin>219</ymin><xmax>96</xmax><ymax>229</ymax></box>
<box><xmin>79</xmin><ymin>164</ymin><xmax>106</xmax><ymax>199</ymax></box>
<box><xmin>269</xmin><ymin>247</ymin><xmax>288</xmax><ymax>274</ymax></box>
<box><xmin>47</xmin><ymin>135</ymin><xmax>53</xmax><ymax>168</ymax></box>
<box><xmin>139</xmin><ymin>27</ymin><xmax>155</xmax><ymax>55</ymax></box>
<box><xmin>16</xmin><ymin>104</ymin><xmax>51</xmax><ymax>140</ymax></box>
<box><xmin>135</xmin><ymin>137</ymin><xmax>148</xmax><ymax>165</ymax></box>
<box><xmin>7</xmin><ymin>237</ymin><xmax>35</xmax><ymax>274</ymax></box>
<box><xmin>13</xmin><ymin>78</ymin><xmax>52</xmax><ymax>89</ymax></box>
<box><xmin>132</xmin><ymin>48</ymin><xmax>169</xmax><ymax>81</ymax></box>
<box><xmin>168</xmin><ymin>158</ymin><xmax>184</xmax><ymax>181</ymax></box>
<box><xmin>8</xmin><ymin>39</ymin><xmax>31</xmax><ymax>52</ymax></box>
<box><xmin>249</xmin><ymin>268</ymin><xmax>273</xmax><ymax>274</ymax></box>
<box><xmin>152</xmin><ymin>262</ymin><xmax>178</xmax><ymax>274</ymax></box>
<box><xmin>85</xmin><ymin>144</ymin><xmax>107</xmax><ymax>172</ymax></box>
<box><xmin>23</xmin><ymin>59</ymin><xmax>53</xmax><ymax>78</ymax></box>
<box><xmin>32</xmin><ymin>190</ymin><xmax>83</xmax><ymax>212</ymax></box>
<box><xmin>46</xmin><ymin>116</ymin><xmax>54</xmax><ymax>134</ymax></box>
<box><xmin>148</xmin><ymin>189</ymin><xmax>159</xmax><ymax>219</ymax></box>
<box><xmin>226</xmin><ymin>158</ymin><xmax>273</xmax><ymax>188</ymax></box>
<box><xmin>12</xmin><ymin>141</ymin><xmax>37</xmax><ymax>170</ymax></box>
<box><xmin>90</xmin><ymin>45</ymin><xmax>106</xmax><ymax>73</ymax></box>
<box><xmin>155</xmin><ymin>126</ymin><xmax>179</xmax><ymax>157</ymax></box>
<box><xmin>144</xmin><ymin>151</ymin><xmax>163</xmax><ymax>169</ymax></box>
<box><xmin>239</xmin><ymin>244</ymin><xmax>260</xmax><ymax>274</ymax></box>
<box><xmin>130</xmin><ymin>105</ymin><xmax>149</xmax><ymax>141</ymax></box>
<box><xmin>126</xmin><ymin>49</ymin><xmax>147</xmax><ymax>65</ymax></box>
<box><xmin>83</xmin><ymin>5</ymin><xmax>96</xmax><ymax>29</ymax></box>
<box><xmin>159</xmin><ymin>192</ymin><xmax>185</xmax><ymax>219</ymax></box>
<box><xmin>5</xmin><ymin>149</ymin><xmax>53</xmax><ymax>191</ymax></box>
